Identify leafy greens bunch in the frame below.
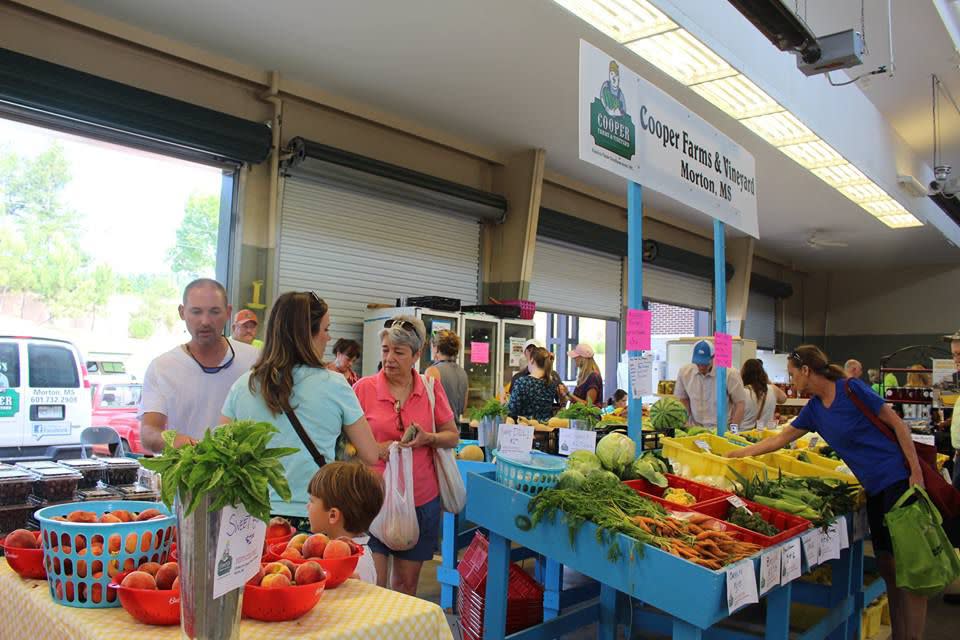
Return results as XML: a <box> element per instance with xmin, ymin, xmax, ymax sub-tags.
<box><xmin>141</xmin><ymin>421</ymin><xmax>299</xmax><ymax>523</ymax></box>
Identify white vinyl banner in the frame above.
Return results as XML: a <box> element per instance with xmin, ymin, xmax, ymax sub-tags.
<box><xmin>579</xmin><ymin>40</ymin><xmax>759</xmax><ymax>238</ymax></box>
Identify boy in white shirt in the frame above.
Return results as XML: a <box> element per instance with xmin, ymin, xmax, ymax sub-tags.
<box><xmin>306</xmin><ymin>462</ymin><xmax>384</xmax><ymax>584</ymax></box>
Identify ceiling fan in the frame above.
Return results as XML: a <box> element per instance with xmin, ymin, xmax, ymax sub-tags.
<box><xmin>806</xmin><ymin>230</ymin><xmax>849</xmax><ymax>250</ymax></box>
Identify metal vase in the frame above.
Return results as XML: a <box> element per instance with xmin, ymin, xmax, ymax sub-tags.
<box><xmin>176</xmin><ymin>492</ymin><xmax>243</xmax><ymax>640</ymax></box>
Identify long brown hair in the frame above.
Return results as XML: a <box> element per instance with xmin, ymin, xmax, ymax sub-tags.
<box><xmin>249</xmin><ymin>291</ymin><xmax>329</xmax><ymax>414</ymax></box>
<box><xmin>789</xmin><ymin>345</ymin><xmax>846</xmax><ymax>381</ymax></box>
<box><xmin>741</xmin><ymin>358</ymin><xmax>769</xmax><ymax>416</ymax></box>
<box><xmin>531</xmin><ymin>347</ymin><xmax>555</xmax><ymax>387</ymax></box>
<box><xmin>576</xmin><ymin>356</ymin><xmax>601</xmax><ymax>386</ymax></box>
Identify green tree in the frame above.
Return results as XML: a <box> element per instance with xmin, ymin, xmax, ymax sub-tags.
<box><xmin>79</xmin><ymin>263</ymin><xmax>116</xmax><ymax>330</ymax></box>
<box><xmin>128</xmin><ymin>276</ymin><xmax>179</xmax><ymax>339</ymax></box>
<box><xmin>167</xmin><ymin>193</ymin><xmax>219</xmax><ymax>280</ymax></box>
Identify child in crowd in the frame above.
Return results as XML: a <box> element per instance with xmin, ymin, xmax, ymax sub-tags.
<box><xmin>306</xmin><ymin>462</ymin><xmax>385</xmax><ymax>584</ymax></box>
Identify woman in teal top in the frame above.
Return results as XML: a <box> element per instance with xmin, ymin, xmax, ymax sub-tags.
<box><xmin>221</xmin><ymin>291</ymin><xmax>379</xmax><ymax>518</ymax></box>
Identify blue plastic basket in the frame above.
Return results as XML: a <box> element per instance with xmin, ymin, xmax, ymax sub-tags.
<box><xmin>492</xmin><ymin>449</ymin><xmax>567</xmax><ymax>495</ymax></box>
<box><xmin>35</xmin><ymin>500</ymin><xmax>175</xmax><ymax>608</ymax></box>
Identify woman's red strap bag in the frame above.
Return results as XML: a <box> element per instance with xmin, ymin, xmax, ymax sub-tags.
<box><xmin>844</xmin><ymin>380</ymin><xmax>960</xmax><ymax>519</ymax></box>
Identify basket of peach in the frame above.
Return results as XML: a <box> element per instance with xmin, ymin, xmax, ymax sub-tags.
<box><xmin>264</xmin><ymin>533</ymin><xmax>362</xmax><ymax>588</ymax></box>
<box><xmin>1</xmin><ymin>529</ymin><xmax>46</xmax><ymax>579</ymax></box>
<box><xmin>109</xmin><ymin>561</ymin><xmax>181</xmax><ymax>625</ymax></box>
<box><xmin>242</xmin><ymin>560</ymin><xmax>327</xmax><ymax>622</ymax></box>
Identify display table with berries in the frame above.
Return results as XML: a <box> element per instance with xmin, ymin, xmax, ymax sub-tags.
<box><xmin>0</xmin><ymin>558</ymin><xmax>453</xmax><ymax>640</ymax></box>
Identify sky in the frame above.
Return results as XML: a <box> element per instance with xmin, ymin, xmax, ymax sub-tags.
<box><xmin>0</xmin><ymin>117</ymin><xmax>222</xmax><ymax>276</ymax></box>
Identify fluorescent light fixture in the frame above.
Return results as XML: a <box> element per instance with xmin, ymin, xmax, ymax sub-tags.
<box><xmin>739</xmin><ymin>111</ymin><xmax>817</xmax><ymax>147</ymax></box>
<box><xmin>555</xmin><ymin>0</ymin><xmax>923</xmax><ymax>230</ymax></box>
<box><xmin>627</xmin><ymin>30</ymin><xmax>736</xmax><ymax>85</ymax></box>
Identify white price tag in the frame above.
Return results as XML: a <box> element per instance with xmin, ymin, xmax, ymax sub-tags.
<box><xmin>838</xmin><ymin>516</ymin><xmax>849</xmax><ymax>550</ymax></box>
<box><xmin>729</xmin><ymin>423</ymin><xmax>740</xmax><ymax>434</ymax></box>
<box><xmin>558</xmin><ymin>429</ymin><xmax>597</xmax><ymax>456</ymax></box>
<box><xmin>759</xmin><ymin>548</ymin><xmax>782</xmax><ymax>596</ymax></box>
<box><xmin>911</xmin><ymin>433</ymin><xmax>935</xmax><ymax>446</ymax></box>
<box><xmin>727</xmin><ymin>495</ymin><xmax>749</xmax><ymax>512</ymax></box>
<box><xmin>497</xmin><ymin>424</ymin><xmax>534</xmax><ymax>456</ymax></box>
<box><xmin>629</xmin><ymin>353</ymin><xmax>654</xmax><ymax>400</ymax></box>
<box><xmin>808</xmin><ymin>436</ymin><xmax>819</xmax><ymax>449</ymax></box>
<box><xmin>780</xmin><ymin>539</ymin><xmax>802</xmax><ymax>585</ymax></box>
<box><xmin>670</xmin><ymin>460</ymin><xmax>682</xmax><ymax>474</ymax></box>
<box><xmin>819</xmin><ymin>523</ymin><xmax>841</xmax><ymax>562</ymax></box>
<box><xmin>212</xmin><ymin>504</ymin><xmax>267</xmax><ymax>599</ymax></box>
<box><xmin>725</xmin><ymin>560</ymin><xmax>759</xmax><ymax>614</ymax></box>
<box><xmin>694</xmin><ymin>439</ymin><xmax>711</xmax><ymax>452</ymax></box>
<box><xmin>801</xmin><ymin>530</ymin><xmax>821</xmax><ymax>568</ymax></box>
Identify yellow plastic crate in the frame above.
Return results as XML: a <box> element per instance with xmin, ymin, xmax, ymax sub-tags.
<box><xmin>757</xmin><ymin>452</ymin><xmax>860</xmax><ymax>485</ymax></box>
<box><xmin>861</xmin><ymin>601</ymin><xmax>883</xmax><ymax>639</ymax></box>
<box><xmin>661</xmin><ymin>434</ymin><xmax>780</xmax><ymax>487</ymax></box>
<box><xmin>782</xmin><ymin>448</ymin><xmax>854</xmax><ymax>474</ymax></box>
<box><xmin>878</xmin><ymin>595</ymin><xmax>890</xmax><ymax>626</ymax></box>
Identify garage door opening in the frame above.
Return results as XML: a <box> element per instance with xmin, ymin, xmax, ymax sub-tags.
<box><xmin>0</xmin><ymin>117</ymin><xmax>232</xmax><ymax>381</ymax></box>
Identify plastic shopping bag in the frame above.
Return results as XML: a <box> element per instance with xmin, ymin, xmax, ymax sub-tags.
<box><xmin>435</xmin><ymin>447</ymin><xmax>466</xmax><ymax>513</ymax></box>
<box><xmin>369</xmin><ymin>443</ymin><xmax>420</xmax><ymax>551</ymax></box>
<box><xmin>885</xmin><ymin>485</ymin><xmax>960</xmax><ymax>595</ymax></box>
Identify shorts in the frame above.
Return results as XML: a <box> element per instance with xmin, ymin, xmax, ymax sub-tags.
<box><xmin>368</xmin><ymin>496</ymin><xmax>441</xmax><ymax>562</ymax></box>
<box><xmin>866</xmin><ymin>478</ymin><xmax>909</xmax><ymax>555</ymax></box>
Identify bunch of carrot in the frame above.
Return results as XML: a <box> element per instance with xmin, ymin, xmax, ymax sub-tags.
<box><xmin>629</xmin><ymin>511</ymin><xmax>761</xmax><ymax>570</ymax></box>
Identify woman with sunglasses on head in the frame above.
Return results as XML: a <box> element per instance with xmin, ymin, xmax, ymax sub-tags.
<box><xmin>352</xmin><ymin>314</ymin><xmax>460</xmax><ymax>596</ymax></box>
<box><xmin>220</xmin><ymin>291</ymin><xmax>379</xmax><ymax>524</ymax></box>
<box><xmin>728</xmin><ymin>345</ymin><xmax>926</xmax><ymax>640</ymax></box>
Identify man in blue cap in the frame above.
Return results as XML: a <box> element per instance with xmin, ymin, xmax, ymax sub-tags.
<box><xmin>673</xmin><ymin>340</ymin><xmax>746</xmax><ymax>431</ymax></box>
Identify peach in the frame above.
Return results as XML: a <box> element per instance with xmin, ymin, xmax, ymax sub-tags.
<box><xmin>4</xmin><ymin>529</ymin><xmax>38</xmax><ymax>549</ymax></box>
<box><xmin>135</xmin><ymin>508</ymin><xmax>162</xmax><ymax>522</ymax></box>
<box><xmin>172</xmin><ymin>576</ymin><xmax>180</xmax><ymax>591</ymax></box>
<box><xmin>67</xmin><ymin>510</ymin><xmax>97</xmax><ymax>524</ymax></box>
<box><xmin>99</xmin><ymin>514</ymin><xmax>121</xmax><ymax>524</ymax></box>
<box><xmin>155</xmin><ymin>562</ymin><xmax>179</xmax><ymax>590</ymax></box>
<box><xmin>266</xmin><ymin>516</ymin><xmax>292</xmax><ymax>540</ymax></box>
<box><xmin>110</xmin><ymin>509</ymin><xmax>134</xmax><ymax>523</ymax></box>
<box><xmin>322</xmin><ymin>539</ymin><xmax>352</xmax><ymax>559</ymax></box>
<box><xmin>138</xmin><ymin>562</ymin><xmax>162</xmax><ymax>576</ymax></box>
<box><xmin>76</xmin><ymin>549</ymin><xmax>103</xmax><ymax>578</ymax></box>
<box><xmin>294</xmin><ymin>561</ymin><xmax>326</xmax><ymax>585</ymax></box>
<box><xmin>337</xmin><ymin>536</ymin><xmax>361</xmax><ymax>554</ymax></box>
<box><xmin>73</xmin><ymin>534</ymin><xmax>87</xmax><ymax>552</ymax></box>
<box><xmin>301</xmin><ymin>534</ymin><xmax>329</xmax><ymax>559</ymax></box>
<box><xmin>286</xmin><ymin>533</ymin><xmax>309</xmax><ymax>551</ymax></box>
<box><xmin>278</xmin><ymin>559</ymin><xmax>298</xmax><ymax>576</ymax></box>
<box><xmin>107</xmin><ymin>534</ymin><xmax>121</xmax><ymax>554</ymax></box>
<box><xmin>280</xmin><ymin>547</ymin><xmax>303</xmax><ymax>561</ymax></box>
<box><xmin>55</xmin><ymin>580</ymin><xmax>76</xmax><ymax>601</ymax></box>
<box><xmin>262</xmin><ymin>562</ymin><xmax>293</xmax><ymax>581</ymax></box>
<box><xmin>121</xmin><ymin>571</ymin><xmax>157</xmax><ymax>590</ymax></box>
<box><xmin>140</xmin><ymin>531</ymin><xmax>154</xmax><ymax>552</ymax></box>
<box><xmin>107</xmin><ymin>559</ymin><xmax>121</xmax><ymax>578</ymax></box>
<box><xmin>52</xmin><ymin>516</ymin><xmax>67</xmax><ymax>522</ymax></box>
<box><xmin>260</xmin><ymin>573</ymin><xmax>291</xmax><ymax>589</ymax></box>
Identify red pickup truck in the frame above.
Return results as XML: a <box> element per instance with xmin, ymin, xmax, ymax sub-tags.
<box><xmin>90</xmin><ymin>381</ymin><xmax>145</xmax><ymax>454</ymax></box>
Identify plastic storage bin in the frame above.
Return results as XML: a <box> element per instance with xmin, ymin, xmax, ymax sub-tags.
<box><xmin>98</xmin><ymin>458</ymin><xmax>141</xmax><ymax>486</ymax></box>
<box><xmin>0</xmin><ymin>468</ymin><xmax>34</xmax><ymax>506</ymax></box>
<box><xmin>35</xmin><ymin>500</ymin><xmax>175</xmax><ymax>608</ymax></box>
<box><xmin>692</xmin><ymin>496</ymin><xmax>812</xmax><ymax>546</ymax></box>
<box><xmin>30</xmin><ymin>466</ymin><xmax>83</xmax><ymax>501</ymax></box>
<box><xmin>756</xmin><ymin>452</ymin><xmax>859</xmax><ymax>485</ymax></box>
<box><xmin>0</xmin><ymin>502</ymin><xmax>34</xmax><ymax>534</ymax></box>
<box><xmin>492</xmin><ymin>449</ymin><xmax>566</xmax><ymax>495</ymax></box>
<box><xmin>623</xmin><ymin>474</ymin><xmax>733</xmax><ymax>508</ymax></box>
<box><xmin>59</xmin><ymin>459</ymin><xmax>107</xmax><ymax>489</ymax></box>
<box><xmin>113</xmin><ymin>484</ymin><xmax>160</xmax><ymax>502</ymax></box>
<box><xmin>660</xmin><ymin>434</ymin><xmax>779</xmax><ymax>487</ymax></box>
<box><xmin>16</xmin><ymin>461</ymin><xmax>64</xmax><ymax>472</ymax></box>
<box><xmin>77</xmin><ymin>488</ymin><xmax>120</xmax><ymax>502</ymax></box>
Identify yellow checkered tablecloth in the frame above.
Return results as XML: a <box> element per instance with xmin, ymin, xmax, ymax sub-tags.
<box><xmin>0</xmin><ymin>560</ymin><xmax>453</xmax><ymax>640</ymax></box>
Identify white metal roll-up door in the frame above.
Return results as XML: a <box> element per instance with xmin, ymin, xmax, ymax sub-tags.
<box><xmin>529</xmin><ymin>238</ymin><xmax>622</xmax><ymax>319</ymax></box>
<box><xmin>643</xmin><ymin>265</ymin><xmax>713</xmax><ymax>311</ymax></box>
<box><xmin>744</xmin><ymin>292</ymin><xmax>776</xmax><ymax>349</ymax></box>
<box><xmin>277</xmin><ymin>177</ymin><xmax>480</xmax><ymax>349</ymax></box>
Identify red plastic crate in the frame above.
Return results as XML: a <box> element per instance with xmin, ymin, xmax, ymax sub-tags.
<box><xmin>624</xmin><ymin>474</ymin><xmax>733</xmax><ymax>508</ymax></box>
<box><xmin>693</xmin><ymin>497</ymin><xmax>812</xmax><ymax>546</ymax></box>
<box><xmin>497</xmin><ymin>299</ymin><xmax>536</xmax><ymax>320</ymax></box>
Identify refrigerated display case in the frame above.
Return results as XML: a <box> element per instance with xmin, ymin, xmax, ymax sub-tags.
<box><xmin>362</xmin><ymin>307</ymin><xmax>463</xmax><ymax>376</ymax></box>
<box><xmin>461</xmin><ymin>313</ymin><xmax>501</xmax><ymax>410</ymax></box>
<box><xmin>499</xmin><ymin>319</ymin><xmax>535</xmax><ymax>393</ymax></box>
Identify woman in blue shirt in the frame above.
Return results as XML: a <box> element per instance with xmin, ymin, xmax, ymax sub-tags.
<box><xmin>221</xmin><ymin>291</ymin><xmax>379</xmax><ymax>519</ymax></box>
<box><xmin>728</xmin><ymin>345</ymin><xmax>925</xmax><ymax>640</ymax></box>
<box><xmin>508</xmin><ymin>348</ymin><xmax>560</xmax><ymax>422</ymax></box>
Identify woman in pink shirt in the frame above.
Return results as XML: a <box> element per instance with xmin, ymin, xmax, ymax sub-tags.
<box><xmin>353</xmin><ymin>314</ymin><xmax>459</xmax><ymax>596</ymax></box>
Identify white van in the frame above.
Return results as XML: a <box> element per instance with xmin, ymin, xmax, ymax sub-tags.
<box><xmin>0</xmin><ymin>336</ymin><xmax>92</xmax><ymax>460</ymax></box>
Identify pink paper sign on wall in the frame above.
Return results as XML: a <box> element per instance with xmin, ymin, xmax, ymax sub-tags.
<box><xmin>714</xmin><ymin>333</ymin><xmax>733</xmax><ymax>368</ymax></box>
<box><xmin>471</xmin><ymin>341</ymin><xmax>490</xmax><ymax>364</ymax></box>
<box><xmin>625</xmin><ymin>309</ymin><xmax>652</xmax><ymax>351</ymax></box>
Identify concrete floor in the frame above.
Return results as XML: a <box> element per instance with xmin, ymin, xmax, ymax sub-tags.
<box><xmin>414</xmin><ymin>555</ymin><xmax>959</xmax><ymax>640</ymax></box>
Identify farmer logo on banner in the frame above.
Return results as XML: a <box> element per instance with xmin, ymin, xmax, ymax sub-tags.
<box><xmin>591</xmin><ymin>60</ymin><xmax>636</xmax><ymax>160</ymax></box>
<box><xmin>0</xmin><ymin>390</ymin><xmax>18</xmax><ymax>418</ymax></box>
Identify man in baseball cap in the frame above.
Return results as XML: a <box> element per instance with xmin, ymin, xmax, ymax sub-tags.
<box><xmin>232</xmin><ymin>309</ymin><xmax>263</xmax><ymax>348</ymax></box>
<box><xmin>673</xmin><ymin>340</ymin><xmax>746</xmax><ymax>430</ymax></box>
